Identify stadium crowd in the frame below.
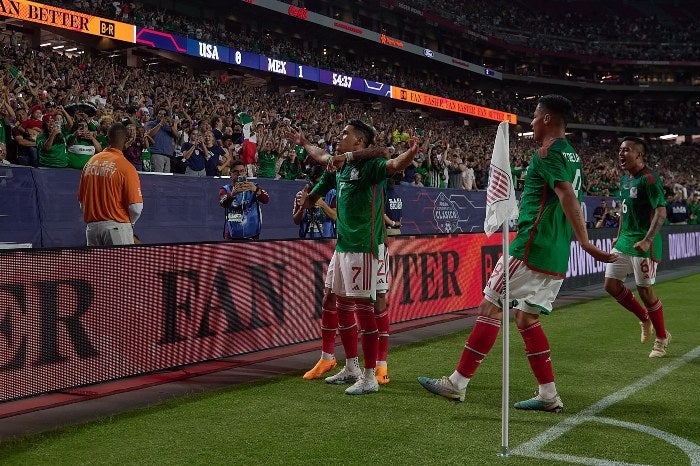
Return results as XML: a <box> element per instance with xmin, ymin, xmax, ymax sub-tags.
<box><xmin>0</xmin><ymin>19</ymin><xmax>697</xmax><ymax>210</ymax></box>
<box><xmin>40</xmin><ymin>0</ymin><xmax>700</xmax><ymax>128</ymax></box>
<box><xmin>378</xmin><ymin>0</ymin><xmax>700</xmax><ymax>61</ymax></box>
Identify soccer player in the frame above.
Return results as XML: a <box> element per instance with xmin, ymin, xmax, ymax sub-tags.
<box><xmin>292</xmin><ymin>121</ymin><xmax>418</xmax><ymax>394</ymax></box>
<box><xmin>417</xmin><ymin>95</ymin><xmax>617</xmax><ymax>411</ymax></box>
<box><xmin>603</xmin><ymin>137</ymin><xmax>670</xmax><ymax>357</ymax></box>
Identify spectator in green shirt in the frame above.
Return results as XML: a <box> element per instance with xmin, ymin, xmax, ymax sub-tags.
<box><xmin>36</xmin><ymin>114</ymin><xmax>68</xmax><ymax>168</ymax></box>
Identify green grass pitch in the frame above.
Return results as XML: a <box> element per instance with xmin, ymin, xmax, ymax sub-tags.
<box><xmin>0</xmin><ymin>274</ymin><xmax>698</xmax><ymax>465</ymax></box>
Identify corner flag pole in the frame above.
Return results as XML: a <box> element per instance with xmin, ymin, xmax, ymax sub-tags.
<box><xmin>483</xmin><ymin>121</ymin><xmax>516</xmax><ymax>458</ymax></box>
<box><xmin>500</xmin><ymin>215</ymin><xmax>511</xmax><ymax>458</ymax></box>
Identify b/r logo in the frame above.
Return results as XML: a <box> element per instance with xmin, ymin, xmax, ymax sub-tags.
<box><xmin>100</xmin><ymin>20</ymin><xmax>115</xmax><ymax>37</ymax></box>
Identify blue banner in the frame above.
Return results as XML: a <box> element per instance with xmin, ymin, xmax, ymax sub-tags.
<box><xmin>0</xmin><ymin>166</ymin><xmax>652</xmax><ymax>248</ymax></box>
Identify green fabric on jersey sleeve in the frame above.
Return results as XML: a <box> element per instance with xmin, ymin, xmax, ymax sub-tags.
<box><xmin>312</xmin><ymin>170</ymin><xmax>336</xmax><ymax>198</ymax></box>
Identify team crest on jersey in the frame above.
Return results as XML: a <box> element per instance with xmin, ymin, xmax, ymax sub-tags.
<box><xmin>630</xmin><ymin>187</ymin><xmax>638</xmax><ymax>198</ymax></box>
<box><xmin>350</xmin><ymin>168</ymin><xmax>360</xmax><ymax>180</ymax></box>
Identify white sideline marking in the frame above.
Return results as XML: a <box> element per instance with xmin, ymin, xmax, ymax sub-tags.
<box><xmin>512</xmin><ymin>346</ymin><xmax>700</xmax><ymax>466</ymax></box>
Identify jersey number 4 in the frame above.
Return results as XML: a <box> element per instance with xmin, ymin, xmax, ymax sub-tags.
<box><xmin>573</xmin><ymin>169</ymin><xmax>582</xmax><ymax>198</ymax></box>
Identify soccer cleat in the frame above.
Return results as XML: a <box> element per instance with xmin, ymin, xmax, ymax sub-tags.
<box><xmin>417</xmin><ymin>376</ymin><xmax>465</xmax><ymax>402</ymax></box>
<box><xmin>375</xmin><ymin>365</ymin><xmax>390</xmax><ymax>385</ymax></box>
<box><xmin>514</xmin><ymin>393</ymin><xmax>564</xmax><ymax>412</ymax></box>
<box><xmin>324</xmin><ymin>365</ymin><xmax>362</xmax><ymax>385</ymax></box>
<box><xmin>303</xmin><ymin>357</ymin><xmax>337</xmax><ymax>380</ymax></box>
<box><xmin>345</xmin><ymin>376</ymin><xmax>379</xmax><ymax>395</ymax></box>
<box><xmin>640</xmin><ymin>319</ymin><xmax>653</xmax><ymax>344</ymax></box>
<box><xmin>649</xmin><ymin>331</ymin><xmax>671</xmax><ymax>358</ymax></box>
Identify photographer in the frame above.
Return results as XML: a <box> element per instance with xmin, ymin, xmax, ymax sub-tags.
<box><xmin>602</xmin><ymin>204</ymin><xmax>620</xmax><ymax>228</ymax></box>
<box><xmin>293</xmin><ymin>164</ymin><xmax>336</xmax><ymax>238</ymax></box>
<box><xmin>181</xmin><ymin>129</ymin><xmax>208</xmax><ymax>177</ymax></box>
<box><xmin>219</xmin><ymin>159</ymin><xmax>270</xmax><ymax>240</ymax></box>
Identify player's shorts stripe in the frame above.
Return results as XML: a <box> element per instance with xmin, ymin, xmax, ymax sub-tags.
<box><xmin>494</xmin><ymin>257</ymin><xmax>522</xmax><ymax>293</ymax></box>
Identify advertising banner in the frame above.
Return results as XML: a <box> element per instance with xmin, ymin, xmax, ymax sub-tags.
<box><xmin>391</xmin><ymin>86</ymin><xmax>517</xmax><ymax>124</ymax></box>
<box><xmin>0</xmin><ymin>0</ymin><xmax>134</xmax><ymax>42</ymax></box>
<box><xmin>0</xmin><ymin>232</ymin><xmax>513</xmax><ymax>401</ymax></box>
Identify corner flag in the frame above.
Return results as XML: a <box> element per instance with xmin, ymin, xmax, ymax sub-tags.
<box><xmin>484</xmin><ymin>121</ymin><xmax>517</xmax><ymax>236</ymax></box>
<box><xmin>484</xmin><ymin>121</ymin><xmax>517</xmax><ymax>458</ymax></box>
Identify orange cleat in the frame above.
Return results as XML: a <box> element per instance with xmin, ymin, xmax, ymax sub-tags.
<box><xmin>375</xmin><ymin>365</ymin><xmax>390</xmax><ymax>385</ymax></box>
<box><xmin>303</xmin><ymin>357</ymin><xmax>337</xmax><ymax>380</ymax></box>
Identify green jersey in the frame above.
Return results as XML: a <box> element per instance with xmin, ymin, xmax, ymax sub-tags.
<box><xmin>688</xmin><ymin>201</ymin><xmax>699</xmax><ymax>225</ymax></box>
<box><xmin>616</xmin><ymin>166</ymin><xmax>665</xmax><ymax>261</ymax></box>
<box><xmin>257</xmin><ymin>150</ymin><xmax>279</xmax><ymax>178</ymax></box>
<box><xmin>510</xmin><ymin>138</ymin><xmax>582</xmax><ymax>277</ymax></box>
<box><xmin>36</xmin><ymin>133</ymin><xmax>68</xmax><ymax>168</ymax></box>
<box><xmin>294</xmin><ymin>145</ymin><xmax>307</xmax><ymax>163</ymax></box>
<box><xmin>313</xmin><ymin>158</ymin><xmax>388</xmax><ymax>254</ymax></box>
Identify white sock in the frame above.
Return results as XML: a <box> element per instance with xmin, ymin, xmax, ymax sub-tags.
<box><xmin>449</xmin><ymin>371</ymin><xmax>470</xmax><ymax>390</ymax></box>
<box><xmin>346</xmin><ymin>357</ymin><xmax>360</xmax><ymax>372</ymax></box>
<box><xmin>363</xmin><ymin>367</ymin><xmax>376</xmax><ymax>380</ymax></box>
<box><xmin>376</xmin><ymin>360</ymin><xmax>387</xmax><ymax>367</ymax></box>
<box><xmin>321</xmin><ymin>351</ymin><xmax>334</xmax><ymax>361</ymax></box>
<box><xmin>539</xmin><ymin>382</ymin><xmax>557</xmax><ymax>400</ymax></box>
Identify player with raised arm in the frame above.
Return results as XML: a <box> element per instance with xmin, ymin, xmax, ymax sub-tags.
<box><xmin>603</xmin><ymin>137</ymin><xmax>669</xmax><ymax>357</ymax></box>
<box><xmin>291</xmin><ymin>121</ymin><xmax>418</xmax><ymax>394</ymax></box>
<box><xmin>417</xmin><ymin>95</ymin><xmax>617</xmax><ymax>411</ymax></box>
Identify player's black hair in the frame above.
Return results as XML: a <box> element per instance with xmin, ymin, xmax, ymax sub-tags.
<box><xmin>107</xmin><ymin>122</ymin><xmax>127</xmax><ymax>143</ymax></box>
<box><xmin>348</xmin><ymin>119</ymin><xmax>375</xmax><ymax>148</ymax></box>
<box><xmin>537</xmin><ymin>94</ymin><xmax>573</xmax><ymax>126</ymax></box>
<box><xmin>622</xmin><ymin>136</ymin><xmax>648</xmax><ymax>157</ymax></box>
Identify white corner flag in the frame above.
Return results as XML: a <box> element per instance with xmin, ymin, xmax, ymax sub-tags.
<box><xmin>484</xmin><ymin>121</ymin><xmax>517</xmax><ymax>236</ymax></box>
<box><xmin>484</xmin><ymin>121</ymin><xmax>517</xmax><ymax>459</ymax></box>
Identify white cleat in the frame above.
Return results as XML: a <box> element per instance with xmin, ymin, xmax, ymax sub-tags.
<box><xmin>345</xmin><ymin>376</ymin><xmax>379</xmax><ymax>395</ymax></box>
<box><xmin>324</xmin><ymin>366</ymin><xmax>362</xmax><ymax>385</ymax></box>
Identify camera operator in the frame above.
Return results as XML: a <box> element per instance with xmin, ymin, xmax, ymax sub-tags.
<box><xmin>293</xmin><ymin>164</ymin><xmax>337</xmax><ymax>238</ymax></box>
<box><xmin>219</xmin><ymin>159</ymin><xmax>270</xmax><ymax>240</ymax></box>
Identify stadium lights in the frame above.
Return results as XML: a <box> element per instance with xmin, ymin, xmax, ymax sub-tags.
<box><xmin>518</xmin><ymin>131</ymin><xmax>534</xmax><ymax>138</ymax></box>
<box><xmin>65</xmin><ymin>47</ymin><xmax>78</xmax><ymax>52</ymax></box>
<box><xmin>659</xmin><ymin>134</ymin><xmax>679</xmax><ymax>140</ymax></box>
<box><xmin>53</xmin><ymin>45</ymin><xmax>64</xmax><ymax>49</ymax></box>
<box><xmin>40</xmin><ymin>43</ymin><xmax>51</xmax><ymax>47</ymax></box>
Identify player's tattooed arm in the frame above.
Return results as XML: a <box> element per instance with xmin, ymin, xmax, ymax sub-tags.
<box><xmin>555</xmin><ymin>180</ymin><xmax>618</xmax><ymax>263</ymax></box>
<box><xmin>386</xmin><ymin>137</ymin><xmax>420</xmax><ymax>175</ymax></box>
<box><xmin>330</xmin><ymin>147</ymin><xmax>392</xmax><ymax>168</ymax></box>
<box><xmin>285</xmin><ymin>129</ymin><xmax>331</xmax><ymax>165</ymax></box>
<box><xmin>634</xmin><ymin>206</ymin><xmax>666</xmax><ymax>252</ymax></box>
<box><xmin>643</xmin><ymin>206</ymin><xmax>667</xmax><ymax>242</ymax></box>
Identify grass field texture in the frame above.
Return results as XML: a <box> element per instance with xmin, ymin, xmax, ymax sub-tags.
<box><xmin>0</xmin><ymin>274</ymin><xmax>698</xmax><ymax>465</ymax></box>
